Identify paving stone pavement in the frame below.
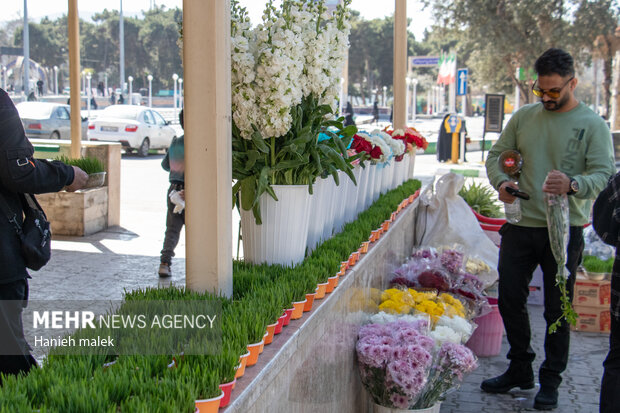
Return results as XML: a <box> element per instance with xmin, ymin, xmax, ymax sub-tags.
<box><xmin>28</xmin><ymin>151</ymin><xmax>609</xmax><ymax>412</ymax></box>
<box><xmin>440</xmin><ymin>304</ymin><xmax>607</xmax><ymax>413</ymax></box>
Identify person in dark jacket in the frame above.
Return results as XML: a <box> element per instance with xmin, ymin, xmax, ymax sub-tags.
<box><xmin>344</xmin><ymin>101</ymin><xmax>355</xmax><ymax>127</ymax></box>
<box><xmin>158</xmin><ymin>109</ymin><xmax>185</xmax><ymax>277</ymax></box>
<box><xmin>592</xmin><ymin>172</ymin><xmax>620</xmax><ymax>413</ymax></box>
<box><xmin>0</xmin><ymin>88</ymin><xmax>88</xmax><ymax>383</ymax></box>
<box><xmin>372</xmin><ymin>101</ymin><xmax>379</xmax><ymax>124</ymax></box>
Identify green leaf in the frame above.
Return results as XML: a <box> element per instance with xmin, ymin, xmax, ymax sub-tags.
<box><xmin>251</xmin><ymin>129</ymin><xmax>270</xmax><ymax>154</ymax></box>
<box><xmin>240</xmin><ymin>177</ymin><xmax>256</xmax><ymax>212</ymax></box>
<box><xmin>341</xmin><ymin>125</ymin><xmax>357</xmax><ymax>137</ymax></box>
<box><xmin>245</xmin><ymin>150</ymin><xmax>262</xmax><ymax>170</ymax></box>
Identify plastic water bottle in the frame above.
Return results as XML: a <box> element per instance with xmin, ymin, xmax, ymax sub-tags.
<box><xmin>504</xmin><ymin>198</ymin><xmax>521</xmax><ymax>224</ymax></box>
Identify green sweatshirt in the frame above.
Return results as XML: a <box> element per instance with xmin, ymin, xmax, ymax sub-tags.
<box><xmin>486</xmin><ymin>102</ymin><xmax>615</xmax><ymax>227</ymax></box>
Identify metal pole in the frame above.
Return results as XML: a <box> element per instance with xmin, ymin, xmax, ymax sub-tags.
<box><xmin>412</xmin><ymin>79</ymin><xmax>418</xmax><ymax>124</ymax></box>
<box><xmin>427</xmin><ymin>89</ymin><xmax>431</xmax><ymax>115</ymax></box>
<box><xmin>104</xmin><ymin>72</ymin><xmax>108</xmax><ymax>96</ymax></box>
<box><xmin>23</xmin><ymin>0</ymin><xmax>30</xmax><ymax>96</ymax></box>
<box><xmin>120</xmin><ymin>0</ymin><xmax>125</xmax><ymax>96</ymax></box>
<box><xmin>172</xmin><ymin>73</ymin><xmax>178</xmax><ymax>118</ymax></box>
<box><xmin>86</xmin><ymin>73</ymin><xmax>91</xmax><ymax>119</ymax></box>
<box><xmin>128</xmin><ymin>75</ymin><xmax>133</xmax><ymax>103</ymax></box>
<box><xmin>147</xmin><ymin>74</ymin><xmax>153</xmax><ymax>107</ymax></box>
<box><xmin>53</xmin><ymin>66</ymin><xmax>58</xmax><ymax>95</ymax></box>
<box><xmin>178</xmin><ymin>78</ymin><xmax>183</xmax><ymax>108</ymax></box>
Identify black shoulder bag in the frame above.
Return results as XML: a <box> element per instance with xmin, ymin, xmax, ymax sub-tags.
<box><xmin>0</xmin><ymin>193</ymin><xmax>51</xmax><ymax>271</ymax></box>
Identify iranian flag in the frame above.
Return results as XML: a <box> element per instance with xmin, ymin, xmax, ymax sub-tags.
<box><xmin>437</xmin><ymin>52</ymin><xmax>457</xmax><ymax>85</ymax></box>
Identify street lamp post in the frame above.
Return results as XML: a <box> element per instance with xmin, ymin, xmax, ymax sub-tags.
<box><xmin>172</xmin><ymin>73</ymin><xmax>179</xmax><ymax>118</ymax></box>
<box><xmin>147</xmin><ymin>74</ymin><xmax>153</xmax><ymax>107</ymax></box>
<box><xmin>178</xmin><ymin>78</ymin><xmax>183</xmax><ymax>109</ymax></box>
<box><xmin>86</xmin><ymin>72</ymin><xmax>92</xmax><ymax>123</ymax></box>
<box><xmin>128</xmin><ymin>75</ymin><xmax>133</xmax><ymax>103</ymax></box>
<box><xmin>411</xmin><ymin>78</ymin><xmax>418</xmax><ymax>124</ymax></box>
<box><xmin>53</xmin><ymin>66</ymin><xmax>58</xmax><ymax>95</ymax></box>
<box><xmin>382</xmin><ymin>86</ymin><xmax>387</xmax><ymax>107</ymax></box>
<box><xmin>427</xmin><ymin>89</ymin><xmax>431</xmax><ymax>115</ymax></box>
<box><xmin>405</xmin><ymin>77</ymin><xmax>411</xmax><ymax>124</ymax></box>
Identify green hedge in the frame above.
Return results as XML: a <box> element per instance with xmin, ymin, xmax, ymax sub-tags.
<box><xmin>0</xmin><ymin>179</ymin><xmax>421</xmax><ymax>412</ymax></box>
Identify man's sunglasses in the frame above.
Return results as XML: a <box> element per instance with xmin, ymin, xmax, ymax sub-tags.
<box><xmin>532</xmin><ymin>77</ymin><xmax>574</xmax><ymax>99</ymax></box>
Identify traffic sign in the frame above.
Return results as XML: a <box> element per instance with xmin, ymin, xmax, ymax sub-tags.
<box><xmin>457</xmin><ymin>68</ymin><xmax>468</xmax><ymax>96</ymax></box>
<box><xmin>408</xmin><ymin>56</ymin><xmax>439</xmax><ymax>69</ymax></box>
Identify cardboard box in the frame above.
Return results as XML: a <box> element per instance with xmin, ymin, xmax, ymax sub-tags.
<box><xmin>571</xmin><ymin>305</ymin><xmax>611</xmax><ymax>333</ymax></box>
<box><xmin>573</xmin><ymin>276</ymin><xmax>611</xmax><ymax>308</ymax></box>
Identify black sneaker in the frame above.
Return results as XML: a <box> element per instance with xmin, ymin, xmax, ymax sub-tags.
<box><xmin>481</xmin><ymin>364</ymin><xmax>535</xmax><ymax>393</ymax></box>
<box><xmin>158</xmin><ymin>263</ymin><xmax>171</xmax><ymax>277</ymax></box>
<box><xmin>534</xmin><ymin>386</ymin><xmax>558</xmax><ymax>410</ymax></box>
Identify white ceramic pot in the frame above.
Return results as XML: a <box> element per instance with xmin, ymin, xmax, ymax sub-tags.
<box><xmin>364</xmin><ymin>163</ymin><xmax>376</xmax><ymax>211</ymax></box>
<box><xmin>391</xmin><ymin>159</ymin><xmax>404</xmax><ymax>189</ymax></box>
<box><xmin>356</xmin><ymin>164</ymin><xmax>370</xmax><ymax>216</ymax></box>
<box><xmin>343</xmin><ymin>166</ymin><xmax>360</xmax><ymax>224</ymax></box>
<box><xmin>381</xmin><ymin>160</ymin><xmax>395</xmax><ymax>194</ymax></box>
<box><xmin>240</xmin><ymin>185</ymin><xmax>310</xmax><ymax>267</ymax></box>
<box><xmin>333</xmin><ymin>170</ymin><xmax>348</xmax><ymax>234</ymax></box>
<box><xmin>406</xmin><ymin>152</ymin><xmax>416</xmax><ymax>181</ymax></box>
<box><xmin>372</xmin><ymin>162</ymin><xmax>384</xmax><ymax>202</ymax></box>
<box><xmin>321</xmin><ymin>177</ymin><xmax>337</xmax><ymax>242</ymax></box>
<box><xmin>306</xmin><ymin>177</ymin><xmax>329</xmax><ymax>253</ymax></box>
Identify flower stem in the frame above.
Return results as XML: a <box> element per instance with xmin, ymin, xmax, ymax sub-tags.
<box><xmin>271</xmin><ymin>136</ymin><xmax>276</xmax><ymax>184</ymax></box>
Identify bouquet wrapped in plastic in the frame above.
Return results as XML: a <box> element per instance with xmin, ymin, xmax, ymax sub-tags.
<box><xmin>356</xmin><ymin>320</ymin><xmax>435</xmax><ymax>409</ymax></box>
<box><xmin>389</xmin><ymin>245</ymin><xmax>491</xmax><ymax>318</ymax></box>
<box><xmin>545</xmin><ymin>192</ymin><xmax>577</xmax><ymax>333</ymax></box>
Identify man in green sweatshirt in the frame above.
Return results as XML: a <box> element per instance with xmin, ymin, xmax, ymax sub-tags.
<box><xmin>482</xmin><ymin>48</ymin><xmax>615</xmax><ymax>410</ymax></box>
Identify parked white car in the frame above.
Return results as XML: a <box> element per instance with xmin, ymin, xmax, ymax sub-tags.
<box><xmin>16</xmin><ymin>102</ymin><xmax>88</xmax><ymax>140</ymax></box>
<box><xmin>87</xmin><ymin>105</ymin><xmax>176</xmax><ymax>156</ymax></box>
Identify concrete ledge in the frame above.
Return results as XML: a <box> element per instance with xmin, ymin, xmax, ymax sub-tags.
<box><xmin>223</xmin><ymin>187</ymin><xmax>425</xmax><ymax>412</ymax></box>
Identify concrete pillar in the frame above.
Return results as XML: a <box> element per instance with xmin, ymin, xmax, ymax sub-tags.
<box><xmin>183</xmin><ymin>0</ymin><xmax>232</xmax><ymax>297</ymax></box>
<box><xmin>393</xmin><ymin>0</ymin><xmax>407</xmax><ymax>130</ymax></box>
<box><xmin>68</xmin><ymin>0</ymin><xmax>81</xmax><ymax>159</ymax></box>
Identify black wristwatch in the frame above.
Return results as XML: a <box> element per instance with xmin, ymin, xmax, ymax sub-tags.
<box><xmin>567</xmin><ymin>178</ymin><xmax>579</xmax><ymax>195</ymax></box>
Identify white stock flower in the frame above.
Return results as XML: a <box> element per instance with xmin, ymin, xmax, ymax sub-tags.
<box><xmin>230</xmin><ymin>0</ymin><xmax>353</xmax><ymax>139</ymax></box>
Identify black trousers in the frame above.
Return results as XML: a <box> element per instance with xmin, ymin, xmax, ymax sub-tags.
<box><xmin>600</xmin><ymin>278</ymin><xmax>620</xmax><ymax>412</ymax></box>
<box><xmin>160</xmin><ymin>183</ymin><xmax>185</xmax><ymax>265</ymax></box>
<box><xmin>497</xmin><ymin>224</ymin><xmax>583</xmax><ymax>389</ymax></box>
<box><xmin>0</xmin><ymin>278</ymin><xmax>37</xmax><ymax>385</ymax></box>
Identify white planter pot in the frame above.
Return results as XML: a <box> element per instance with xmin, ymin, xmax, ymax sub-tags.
<box><xmin>344</xmin><ymin>166</ymin><xmax>360</xmax><ymax>224</ymax></box>
<box><xmin>372</xmin><ymin>402</ymin><xmax>441</xmax><ymax>413</ymax></box>
<box><xmin>240</xmin><ymin>185</ymin><xmax>310</xmax><ymax>267</ymax></box>
<box><xmin>306</xmin><ymin>177</ymin><xmax>329</xmax><ymax>253</ymax></box>
<box><xmin>333</xmin><ymin>170</ymin><xmax>348</xmax><ymax>234</ymax></box>
<box><xmin>321</xmin><ymin>177</ymin><xmax>337</xmax><ymax>242</ymax></box>
<box><xmin>356</xmin><ymin>164</ymin><xmax>370</xmax><ymax>215</ymax></box>
<box><xmin>406</xmin><ymin>152</ymin><xmax>416</xmax><ymax>181</ymax></box>
<box><xmin>372</xmin><ymin>162</ymin><xmax>384</xmax><ymax>202</ymax></box>
<box><xmin>365</xmin><ymin>164</ymin><xmax>376</xmax><ymax>210</ymax></box>
<box><xmin>401</xmin><ymin>154</ymin><xmax>411</xmax><ymax>184</ymax></box>
<box><xmin>392</xmin><ymin>158</ymin><xmax>405</xmax><ymax>188</ymax></box>
<box><xmin>381</xmin><ymin>160</ymin><xmax>395</xmax><ymax>194</ymax></box>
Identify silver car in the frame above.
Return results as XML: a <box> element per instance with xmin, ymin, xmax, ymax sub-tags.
<box><xmin>16</xmin><ymin>102</ymin><xmax>88</xmax><ymax>140</ymax></box>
